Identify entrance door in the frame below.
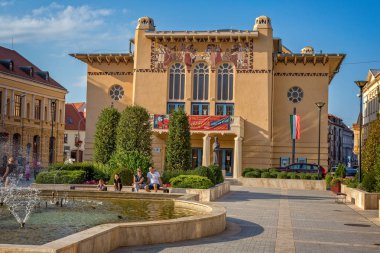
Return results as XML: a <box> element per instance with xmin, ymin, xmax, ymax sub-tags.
<box><xmin>192</xmin><ymin>148</ymin><xmax>203</xmax><ymax>169</ymax></box>
<box><xmin>219</xmin><ymin>149</ymin><xmax>234</xmax><ymax>176</ymax></box>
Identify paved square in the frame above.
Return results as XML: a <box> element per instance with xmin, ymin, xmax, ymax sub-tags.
<box><xmin>111</xmin><ymin>186</ymin><xmax>380</xmax><ymax>253</ymax></box>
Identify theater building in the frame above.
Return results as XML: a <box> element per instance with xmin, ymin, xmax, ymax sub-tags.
<box><xmin>0</xmin><ymin>46</ymin><xmax>67</xmax><ymax>167</ymax></box>
<box><xmin>72</xmin><ymin>16</ymin><xmax>344</xmax><ymax>178</ymax></box>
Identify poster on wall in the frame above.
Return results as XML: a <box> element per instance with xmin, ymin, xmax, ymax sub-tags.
<box><xmin>153</xmin><ymin>115</ymin><xmax>230</xmax><ymax>130</ymax></box>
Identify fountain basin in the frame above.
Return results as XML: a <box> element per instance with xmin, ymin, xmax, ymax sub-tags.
<box><xmin>0</xmin><ymin>191</ymin><xmax>226</xmax><ymax>253</ymax></box>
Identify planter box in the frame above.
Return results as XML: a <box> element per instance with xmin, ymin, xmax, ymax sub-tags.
<box><xmin>171</xmin><ymin>182</ymin><xmax>230</xmax><ymax>202</ymax></box>
<box><xmin>341</xmin><ymin>184</ymin><xmax>380</xmax><ymax>210</ymax></box>
<box><xmin>330</xmin><ymin>181</ymin><xmax>341</xmax><ymax>193</ymax></box>
<box><xmin>238</xmin><ymin>177</ymin><xmax>326</xmax><ymax>191</ymax></box>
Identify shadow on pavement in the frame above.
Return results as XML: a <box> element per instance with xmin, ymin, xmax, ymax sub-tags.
<box><xmin>218</xmin><ymin>190</ymin><xmax>334</xmax><ymax>202</ymax></box>
<box><xmin>111</xmin><ymin>217</ymin><xmax>264</xmax><ymax>253</ymax></box>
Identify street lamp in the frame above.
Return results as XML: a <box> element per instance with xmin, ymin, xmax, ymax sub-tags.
<box><xmin>354</xmin><ymin>80</ymin><xmax>367</xmax><ymax>183</ymax></box>
<box><xmin>315</xmin><ymin>102</ymin><xmax>325</xmax><ymax>175</ymax></box>
<box><xmin>49</xmin><ymin>99</ymin><xmax>56</xmax><ymax>165</ymax></box>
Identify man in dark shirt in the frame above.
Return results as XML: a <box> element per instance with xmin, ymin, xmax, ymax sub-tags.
<box><xmin>2</xmin><ymin>157</ymin><xmax>16</xmax><ymax>187</ymax></box>
<box><xmin>114</xmin><ymin>173</ymin><xmax>122</xmax><ymax>191</ymax></box>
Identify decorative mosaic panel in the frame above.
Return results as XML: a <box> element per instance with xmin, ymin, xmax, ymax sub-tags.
<box><xmin>150</xmin><ymin>40</ymin><xmax>254</xmax><ymax>71</ymax></box>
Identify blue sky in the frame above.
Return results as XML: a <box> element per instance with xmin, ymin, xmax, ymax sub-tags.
<box><xmin>0</xmin><ymin>0</ymin><xmax>379</xmax><ymax>126</ymax></box>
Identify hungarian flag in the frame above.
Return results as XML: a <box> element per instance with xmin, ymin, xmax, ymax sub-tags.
<box><xmin>290</xmin><ymin>114</ymin><xmax>301</xmax><ymax>140</ymax></box>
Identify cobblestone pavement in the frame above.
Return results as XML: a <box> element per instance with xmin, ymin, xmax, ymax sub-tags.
<box><xmin>111</xmin><ymin>186</ymin><xmax>380</xmax><ymax>253</ymax></box>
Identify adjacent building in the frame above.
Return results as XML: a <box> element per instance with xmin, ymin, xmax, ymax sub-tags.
<box><xmin>363</xmin><ymin>69</ymin><xmax>380</xmax><ymax>140</ymax></box>
<box><xmin>328</xmin><ymin>114</ymin><xmax>354</xmax><ymax>168</ymax></box>
<box><xmin>72</xmin><ymin>16</ymin><xmax>345</xmax><ymax>178</ymax></box>
<box><xmin>64</xmin><ymin>102</ymin><xmax>86</xmax><ymax>162</ymax></box>
<box><xmin>0</xmin><ymin>46</ymin><xmax>67</xmax><ymax>167</ymax></box>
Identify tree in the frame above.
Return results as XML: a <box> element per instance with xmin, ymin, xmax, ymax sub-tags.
<box><xmin>362</xmin><ymin>118</ymin><xmax>380</xmax><ymax>174</ymax></box>
<box><xmin>166</xmin><ymin>109</ymin><xmax>191</xmax><ymax>170</ymax></box>
<box><xmin>116</xmin><ymin>105</ymin><xmax>152</xmax><ymax>156</ymax></box>
<box><xmin>94</xmin><ymin>107</ymin><xmax>120</xmax><ymax>164</ymax></box>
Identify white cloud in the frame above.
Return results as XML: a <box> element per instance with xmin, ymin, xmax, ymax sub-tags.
<box><xmin>73</xmin><ymin>75</ymin><xmax>87</xmax><ymax>88</ymax></box>
<box><xmin>0</xmin><ymin>1</ymin><xmax>14</xmax><ymax>7</ymax></box>
<box><xmin>0</xmin><ymin>3</ymin><xmax>114</xmax><ymax>44</ymax></box>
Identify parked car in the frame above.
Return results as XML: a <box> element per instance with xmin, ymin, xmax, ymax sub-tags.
<box><xmin>345</xmin><ymin>167</ymin><xmax>357</xmax><ymax>177</ymax></box>
<box><xmin>278</xmin><ymin>163</ymin><xmax>327</xmax><ymax>178</ymax></box>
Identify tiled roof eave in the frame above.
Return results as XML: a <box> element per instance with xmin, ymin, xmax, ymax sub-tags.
<box><xmin>0</xmin><ymin>70</ymin><xmax>67</xmax><ymax>92</ymax></box>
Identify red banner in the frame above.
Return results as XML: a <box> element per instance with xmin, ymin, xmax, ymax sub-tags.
<box><xmin>153</xmin><ymin>115</ymin><xmax>230</xmax><ymax>130</ymax></box>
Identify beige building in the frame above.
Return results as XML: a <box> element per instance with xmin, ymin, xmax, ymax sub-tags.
<box><xmin>363</xmin><ymin>69</ymin><xmax>380</xmax><ymax>140</ymax></box>
<box><xmin>72</xmin><ymin>16</ymin><xmax>344</xmax><ymax>178</ymax></box>
<box><xmin>0</xmin><ymin>46</ymin><xmax>67</xmax><ymax>167</ymax></box>
<box><xmin>64</xmin><ymin>102</ymin><xmax>86</xmax><ymax>162</ymax></box>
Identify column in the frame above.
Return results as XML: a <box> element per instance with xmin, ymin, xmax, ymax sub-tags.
<box><xmin>21</xmin><ymin>95</ymin><xmax>27</xmax><ymax>118</ymax></box>
<box><xmin>202</xmin><ymin>134</ymin><xmax>211</xmax><ymax>166</ymax></box>
<box><xmin>56</xmin><ymin>100</ymin><xmax>60</xmax><ymax>123</ymax></box>
<box><xmin>1</xmin><ymin>88</ymin><xmax>7</xmax><ymax>116</ymax></box>
<box><xmin>41</xmin><ymin>98</ymin><xmax>45</xmax><ymax>121</ymax></box>
<box><xmin>46</xmin><ymin>98</ymin><xmax>51</xmax><ymax>122</ymax></box>
<box><xmin>10</xmin><ymin>90</ymin><xmax>15</xmax><ymax>116</ymax></box>
<box><xmin>233</xmin><ymin>136</ymin><xmax>243</xmax><ymax>179</ymax></box>
<box><xmin>31</xmin><ymin>95</ymin><xmax>35</xmax><ymax>120</ymax></box>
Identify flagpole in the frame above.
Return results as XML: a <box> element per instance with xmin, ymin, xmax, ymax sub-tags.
<box><xmin>292</xmin><ymin>107</ymin><xmax>296</xmax><ymax>164</ymax></box>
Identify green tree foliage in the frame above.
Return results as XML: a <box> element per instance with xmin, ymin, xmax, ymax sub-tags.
<box><xmin>165</xmin><ymin>109</ymin><xmax>191</xmax><ymax>170</ymax></box>
<box><xmin>94</xmin><ymin>107</ymin><xmax>120</xmax><ymax>164</ymax></box>
<box><xmin>362</xmin><ymin>118</ymin><xmax>380</xmax><ymax>174</ymax></box>
<box><xmin>116</xmin><ymin>105</ymin><xmax>152</xmax><ymax>156</ymax></box>
<box><xmin>335</xmin><ymin>163</ymin><xmax>346</xmax><ymax>178</ymax></box>
<box><xmin>108</xmin><ymin>150</ymin><xmax>151</xmax><ymax>176</ymax></box>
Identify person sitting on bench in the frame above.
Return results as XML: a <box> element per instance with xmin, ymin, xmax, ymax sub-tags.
<box><xmin>114</xmin><ymin>173</ymin><xmax>122</xmax><ymax>192</ymax></box>
<box><xmin>97</xmin><ymin>179</ymin><xmax>107</xmax><ymax>191</ymax></box>
<box><xmin>132</xmin><ymin>168</ymin><xmax>145</xmax><ymax>192</ymax></box>
<box><xmin>145</xmin><ymin>167</ymin><xmax>162</xmax><ymax>193</ymax></box>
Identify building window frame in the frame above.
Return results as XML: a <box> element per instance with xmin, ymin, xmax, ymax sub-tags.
<box><xmin>217</xmin><ymin>63</ymin><xmax>234</xmax><ymax>101</ymax></box>
<box><xmin>191</xmin><ymin>103</ymin><xmax>209</xmax><ymax>115</ymax></box>
<box><xmin>64</xmin><ymin>133</ymin><xmax>68</xmax><ymax>144</ymax></box>
<box><xmin>216</xmin><ymin>103</ymin><xmax>234</xmax><ymax>116</ymax></box>
<box><xmin>167</xmin><ymin>102</ymin><xmax>185</xmax><ymax>114</ymax></box>
<box><xmin>14</xmin><ymin>94</ymin><xmax>22</xmax><ymax>118</ymax></box>
<box><xmin>192</xmin><ymin>63</ymin><xmax>209</xmax><ymax>101</ymax></box>
<box><xmin>168</xmin><ymin>63</ymin><xmax>185</xmax><ymax>101</ymax></box>
<box><xmin>35</xmin><ymin>99</ymin><xmax>41</xmax><ymax>120</ymax></box>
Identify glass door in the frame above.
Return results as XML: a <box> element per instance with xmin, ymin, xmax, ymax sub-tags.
<box><xmin>192</xmin><ymin>148</ymin><xmax>203</xmax><ymax>169</ymax></box>
<box><xmin>219</xmin><ymin>148</ymin><xmax>233</xmax><ymax>176</ymax></box>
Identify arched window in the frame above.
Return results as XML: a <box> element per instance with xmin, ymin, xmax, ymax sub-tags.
<box><xmin>193</xmin><ymin>63</ymin><xmax>209</xmax><ymax>100</ymax></box>
<box><xmin>217</xmin><ymin>63</ymin><xmax>234</xmax><ymax>101</ymax></box>
<box><xmin>168</xmin><ymin>63</ymin><xmax>185</xmax><ymax>100</ymax></box>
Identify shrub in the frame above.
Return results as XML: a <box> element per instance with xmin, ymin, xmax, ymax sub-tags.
<box><xmin>242</xmin><ymin>168</ymin><xmax>255</xmax><ymax>177</ymax></box>
<box><xmin>93</xmin><ymin>163</ymin><xmax>112</xmax><ymax>181</ymax></box>
<box><xmin>310</xmin><ymin>174</ymin><xmax>319</xmax><ymax>180</ymax></box>
<box><xmin>298</xmin><ymin>173</ymin><xmax>308</xmax><ymax>180</ymax></box>
<box><xmin>325</xmin><ymin>174</ymin><xmax>333</xmax><ymax>186</ymax></box>
<box><xmin>108</xmin><ymin>150</ymin><xmax>151</xmax><ymax>177</ymax></box>
<box><xmin>245</xmin><ymin>170</ymin><xmax>261</xmax><ymax>178</ymax></box>
<box><xmin>109</xmin><ymin>168</ymin><xmax>134</xmax><ymax>187</ymax></box>
<box><xmin>362</xmin><ymin>118</ymin><xmax>380</xmax><ymax>174</ymax></box>
<box><xmin>169</xmin><ymin>175</ymin><xmax>214</xmax><ymax>189</ymax></box>
<box><xmin>269</xmin><ymin>171</ymin><xmax>278</xmax><ymax>178</ymax></box>
<box><xmin>116</xmin><ymin>105</ymin><xmax>152</xmax><ymax>156</ymax></box>
<box><xmin>36</xmin><ymin>170</ymin><xmax>86</xmax><ymax>184</ymax></box>
<box><xmin>166</xmin><ymin>109</ymin><xmax>191</xmax><ymax>170</ymax></box>
<box><xmin>287</xmin><ymin>172</ymin><xmax>298</xmax><ymax>179</ymax></box>
<box><xmin>276</xmin><ymin>171</ymin><xmax>287</xmax><ymax>179</ymax></box>
<box><xmin>94</xmin><ymin>107</ymin><xmax>120</xmax><ymax>164</ymax></box>
<box><xmin>208</xmin><ymin>165</ymin><xmax>224</xmax><ymax>184</ymax></box>
<box><xmin>335</xmin><ymin>163</ymin><xmax>346</xmax><ymax>178</ymax></box>
<box><xmin>161</xmin><ymin>169</ymin><xmax>190</xmax><ymax>184</ymax></box>
<box><xmin>268</xmin><ymin>168</ymin><xmax>279</xmax><ymax>173</ymax></box>
<box><xmin>343</xmin><ymin>177</ymin><xmax>358</xmax><ymax>189</ymax></box>
<box><xmin>48</xmin><ymin>162</ymin><xmax>95</xmax><ymax>181</ymax></box>
<box><xmin>193</xmin><ymin>166</ymin><xmax>216</xmax><ymax>185</ymax></box>
<box><xmin>261</xmin><ymin>172</ymin><xmax>271</xmax><ymax>178</ymax></box>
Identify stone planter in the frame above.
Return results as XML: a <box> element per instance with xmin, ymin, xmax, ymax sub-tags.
<box><xmin>330</xmin><ymin>181</ymin><xmax>341</xmax><ymax>193</ymax></box>
<box><xmin>341</xmin><ymin>184</ymin><xmax>380</xmax><ymax>210</ymax></box>
<box><xmin>171</xmin><ymin>182</ymin><xmax>230</xmax><ymax>202</ymax></box>
<box><xmin>238</xmin><ymin>178</ymin><xmax>326</xmax><ymax>191</ymax></box>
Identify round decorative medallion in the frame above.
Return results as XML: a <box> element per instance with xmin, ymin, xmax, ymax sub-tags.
<box><xmin>109</xmin><ymin>85</ymin><xmax>124</xmax><ymax>101</ymax></box>
<box><xmin>287</xmin><ymin>86</ymin><xmax>304</xmax><ymax>103</ymax></box>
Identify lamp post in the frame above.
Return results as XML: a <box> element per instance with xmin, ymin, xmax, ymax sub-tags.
<box><xmin>315</xmin><ymin>102</ymin><xmax>325</xmax><ymax>173</ymax></box>
<box><xmin>354</xmin><ymin>80</ymin><xmax>367</xmax><ymax>183</ymax></box>
<box><xmin>49</xmin><ymin>99</ymin><xmax>56</xmax><ymax>165</ymax></box>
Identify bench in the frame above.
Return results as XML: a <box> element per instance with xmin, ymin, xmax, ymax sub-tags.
<box><xmin>69</xmin><ymin>184</ymin><xmax>169</xmax><ymax>193</ymax></box>
<box><xmin>335</xmin><ymin>192</ymin><xmax>347</xmax><ymax>203</ymax></box>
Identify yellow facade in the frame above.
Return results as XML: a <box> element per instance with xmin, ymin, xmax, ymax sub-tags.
<box><xmin>0</xmin><ymin>49</ymin><xmax>67</xmax><ymax>167</ymax></box>
<box><xmin>72</xmin><ymin>16</ymin><xmax>344</xmax><ymax>178</ymax></box>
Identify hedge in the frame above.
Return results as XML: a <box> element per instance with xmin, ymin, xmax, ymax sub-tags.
<box><xmin>208</xmin><ymin>165</ymin><xmax>224</xmax><ymax>184</ymax></box>
<box><xmin>243</xmin><ymin>168</ymin><xmax>320</xmax><ymax>180</ymax></box>
<box><xmin>36</xmin><ymin>170</ymin><xmax>86</xmax><ymax>184</ymax></box>
<box><xmin>108</xmin><ymin>168</ymin><xmax>134</xmax><ymax>187</ymax></box>
<box><xmin>48</xmin><ymin>162</ymin><xmax>108</xmax><ymax>181</ymax></box>
<box><xmin>169</xmin><ymin>175</ymin><xmax>214</xmax><ymax>189</ymax></box>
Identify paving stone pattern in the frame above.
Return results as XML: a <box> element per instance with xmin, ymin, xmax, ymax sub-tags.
<box><xmin>112</xmin><ymin>186</ymin><xmax>380</xmax><ymax>253</ymax></box>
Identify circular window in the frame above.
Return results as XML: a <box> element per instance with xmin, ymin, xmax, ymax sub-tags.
<box><xmin>287</xmin><ymin>86</ymin><xmax>304</xmax><ymax>103</ymax></box>
<box><xmin>109</xmin><ymin>85</ymin><xmax>124</xmax><ymax>101</ymax></box>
